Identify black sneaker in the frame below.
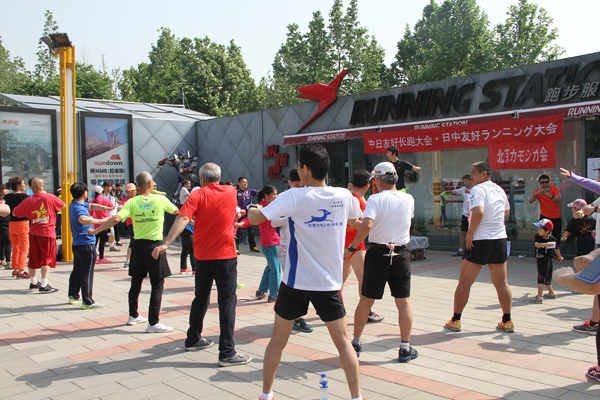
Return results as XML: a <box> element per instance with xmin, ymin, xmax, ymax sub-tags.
<box><xmin>29</xmin><ymin>282</ymin><xmax>41</xmax><ymax>290</ymax></box>
<box><xmin>587</xmin><ymin>365</ymin><xmax>600</xmax><ymax>382</ymax></box>
<box><xmin>293</xmin><ymin>318</ymin><xmax>313</xmax><ymax>333</ymax></box>
<box><xmin>398</xmin><ymin>346</ymin><xmax>418</xmax><ymax>363</ymax></box>
<box><xmin>367</xmin><ymin>311</ymin><xmax>384</xmax><ymax>323</ymax></box>
<box><xmin>218</xmin><ymin>352</ymin><xmax>252</xmax><ymax>367</ymax></box>
<box><xmin>352</xmin><ymin>341</ymin><xmax>362</xmax><ymax>357</ymax></box>
<box><xmin>573</xmin><ymin>320</ymin><xmax>598</xmax><ymax>335</ymax></box>
<box><xmin>39</xmin><ymin>285</ymin><xmax>58</xmax><ymax>293</ymax></box>
<box><xmin>185</xmin><ymin>337</ymin><xmax>214</xmax><ymax>351</ymax></box>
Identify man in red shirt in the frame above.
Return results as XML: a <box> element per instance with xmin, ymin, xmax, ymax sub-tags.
<box><xmin>529</xmin><ymin>174</ymin><xmax>562</xmax><ymax>246</ymax></box>
<box><xmin>13</xmin><ymin>178</ymin><xmax>65</xmax><ymax>292</ymax></box>
<box><xmin>153</xmin><ymin>162</ymin><xmax>251</xmax><ymax>367</ymax></box>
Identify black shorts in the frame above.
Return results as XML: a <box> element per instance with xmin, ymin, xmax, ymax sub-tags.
<box><xmin>129</xmin><ymin>239</ymin><xmax>171</xmax><ymax>280</ymax></box>
<box><xmin>537</xmin><ymin>258</ymin><xmax>553</xmax><ymax>285</ymax></box>
<box><xmin>461</xmin><ymin>215</ymin><xmax>469</xmax><ymax>232</ymax></box>
<box><xmin>274</xmin><ymin>282</ymin><xmax>346</xmax><ymax>322</ymax></box>
<box><xmin>464</xmin><ymin>239</ymin><xmax>507</xmax><ymax>265</ymax></box>
<box><xmin>362</xmin><ymin>244</ymin><xmax>411</xmax><ymax>299</ymax></box>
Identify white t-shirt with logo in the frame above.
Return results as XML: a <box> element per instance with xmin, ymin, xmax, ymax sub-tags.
<box><xmin>468</xmin><ymin>180</ymin><xmax>509</xmax><ymax>240</ymax></box>
<box><xmin>362</xmin><ymin>190</ymin><xmax>414</xmax><ymax>245</ymax></box>
<box><xmin>261</xmin><ymin>186</ymin><xmax>361</xmax><ymax>291</ymax></box>
<box><xmin>455</xmin><ymin>186</ymin><xmax>470</xmax><ymax>217</ymax></box>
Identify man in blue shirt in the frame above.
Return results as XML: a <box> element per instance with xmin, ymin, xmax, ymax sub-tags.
<box><xmin>68</xmin><ymin>182</ymin><xmax>112</xmax><ymax>309</ymax></box>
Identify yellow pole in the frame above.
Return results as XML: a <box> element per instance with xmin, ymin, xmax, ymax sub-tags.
<box><xmin>58</xmin><ymin>46</ymin><xmax>76</xmax><ymax>261</ymax></box>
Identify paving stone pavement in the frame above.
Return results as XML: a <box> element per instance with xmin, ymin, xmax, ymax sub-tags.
<box><xmin>2</xmin><ymin>240</ymin><xmax>600</xmax><ymax>399</ymax></box>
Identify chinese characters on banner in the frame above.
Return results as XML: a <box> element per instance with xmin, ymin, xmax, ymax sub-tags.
<box><xmin>489</xmin><ymin>142</ymin><xmax>556</xmax><ymax>170</ymax></box>
<box><xmin>362</xmin><ymin>114</ymin><xmax>563</xmax><ymax>169</ymax></box>
<box><xmin>264</xmin><ymin>145</ymin><xmax>289</xmax><ymax>178</ymax></box>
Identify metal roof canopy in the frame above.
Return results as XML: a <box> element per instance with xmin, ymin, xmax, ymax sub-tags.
<box><xmin>0</xmin><ymin>93</ymin><xmax>214</xmax><ymax>122</ymax></box>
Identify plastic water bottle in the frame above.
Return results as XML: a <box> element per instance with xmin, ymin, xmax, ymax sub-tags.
<box><xmin>319</xmin><ymin>373</ymin><xmax>328</xmax><ymax>399</ymax></box>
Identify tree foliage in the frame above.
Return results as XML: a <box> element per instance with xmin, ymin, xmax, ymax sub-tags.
<box><xmin>394</xmin><ymin>0</ymin><xmax>564</xmax><ymax>86</ymax></box>
<box><xmin>0</xmin><ymin>37</ymin><xmax>28</xmax><ymax>96</ymax></box>
<box><xmin>119</xmin><ymin>28</ymin><xmax>258</xmax><ymax>117</ymax></box>
<box><xmin>262</xmin><ymin>0</ymin><xmax>387</xmax><ymax>108</ymax></box>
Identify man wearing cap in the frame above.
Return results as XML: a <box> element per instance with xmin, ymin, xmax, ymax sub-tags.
<box><xmin>385</xmin><ymin>146</ymin><xmax>421</xmax><ymax>192</ymax></box>
<box><xmin>445</xmin><ymin>161</ymin><xmax>514</xmax><ymax>333</ymax></box>
<box><xmin>529</xmin><ymin>174</ymin><xmax>562</xmax><ymax>246</ymax></box>
<box><xmin>345</xmin><ymin>161</ymin><xmax>418</xmax><ymax>362</ymax></box>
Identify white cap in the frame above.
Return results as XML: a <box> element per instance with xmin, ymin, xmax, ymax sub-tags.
<box><xmin>370</xmin><ymin>162</ymin><xmax>397</xmax><ymax>180</ymax></box>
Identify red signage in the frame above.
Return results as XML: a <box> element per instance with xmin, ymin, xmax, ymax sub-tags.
<box><xmin>263</xmin><ymin>145</ymin><xmax>289</xmax><ymax>178</ymax></box>
<box><xmin>363</xmin><ymin>114</ymin><xmax>563</xmax><ymax>154</ymax></box>
<box><xmin>489</xmin><ymin>141</ymin><xmax>556</xmax><ymax>170</ymax></box>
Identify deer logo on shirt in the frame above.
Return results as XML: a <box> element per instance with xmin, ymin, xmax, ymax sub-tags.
<box><xmin>305</xmin><ymin>209</ymin><xmax>333</xmax><ymax>224</ymax></box>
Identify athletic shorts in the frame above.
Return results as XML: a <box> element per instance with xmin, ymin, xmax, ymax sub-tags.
<box><xmin>460</xmin><ymin>215</ymin><xmax>469</xmax><ymax>232</ymax></box>
<box><xmin>28</xmin><ymin>235</ymin><xmax>56</xmax><ymax>269</ymax></box>
<box><xmin>463</xmin><ymin>238</ymin><xmax>507</xmax><ymax>265</ymax></box>
<box><xmin>129</xmin><ymin>239</ymin><xmax>171</xmax><ymax>280</ymax></box>
<box><xmin>362</xmin><ymin>244</ymin><xmax>411</xmax><ymax>299</ymax></box>
<box><xmin>274</xmin><ymin>282</ymin><xmax>346</xmax><ymax>322</ymax></box>
<box><xmin>344</xmin><ymin>231</ymin><xmax>366</xmax><ymax>251</ymax></box>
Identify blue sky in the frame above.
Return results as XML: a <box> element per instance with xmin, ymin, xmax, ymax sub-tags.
<box><xmin>2</xmin><ymin>0</ymin><xmax>599</xmax><ymax>84</ymax></box>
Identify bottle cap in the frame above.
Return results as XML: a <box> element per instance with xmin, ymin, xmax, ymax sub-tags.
<box><xmin>321</xmin><ymin>373</ymin><xmax>326</xmax><ymax>377</ymax></box>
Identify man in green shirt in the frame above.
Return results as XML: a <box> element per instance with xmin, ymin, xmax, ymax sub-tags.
<box><xmin>89</xmin><ymin>171</ymin><xmax>178</xmax><ymax>333</ymax></box>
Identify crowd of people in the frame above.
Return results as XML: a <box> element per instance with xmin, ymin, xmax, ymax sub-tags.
<box><xmin>5</xmin><ymin>143</ymin><xmax>600</xmax><ymax>397</ymax></box>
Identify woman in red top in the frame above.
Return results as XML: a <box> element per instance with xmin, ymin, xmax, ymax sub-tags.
<box><xmin>238</xmin><ymin>185</ymin><xmax>281</xmax><ymax>302</ymax></box>
<box><xmin>90</xmin><ymin>186</ymin><xmax>114</xmax><ymax>263</ymax></box>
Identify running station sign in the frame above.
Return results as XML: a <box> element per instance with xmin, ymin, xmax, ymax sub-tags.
<box><xmin>363</xmin><ymin>114</ymin><xmax>563</xmax><ymax>169</ymax></box>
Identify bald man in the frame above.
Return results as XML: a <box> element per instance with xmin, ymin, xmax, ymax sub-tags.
<box><xmin>13</xmin><ymin>178</ymin><xmax>65</xmax><ymax>292</ymax></box>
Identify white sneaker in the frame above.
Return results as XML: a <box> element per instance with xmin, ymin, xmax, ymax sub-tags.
<box><xmin>146</xmin><ymin>322</ymin><xmax>173</xmax><ymax>333</ymax></box>
<box><xmin>126</xmin><ymin>315</ymin><xmax>148</xmax><ymax>325</ymax></box>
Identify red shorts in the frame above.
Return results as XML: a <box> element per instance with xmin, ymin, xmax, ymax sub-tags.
<box><xmin>345</xmin><ymin>231</ymin><xmax>366</xmax><ymax>251</ymax></box>
<box><xmin>28</xmin><ymin>235</ymin><xmax>56</xmax><ymax>269</ymax></box>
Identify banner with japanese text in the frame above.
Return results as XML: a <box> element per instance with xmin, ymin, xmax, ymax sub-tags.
<box><xmin>489</xmin><ymin>141</ymin><xmax>556</xmax><ymax>170</ymax></box>
<box><xmin>363</xmin><ymin>114</ymin><xmax>563</xmax><ymax>154</ymax></box>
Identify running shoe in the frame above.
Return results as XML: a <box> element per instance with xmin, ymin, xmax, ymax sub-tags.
<box><xmin>398</xmin><ymin>346</ymin><xmax>419</xmax><ymax>363</ymax></box>
<box><xmin>127</xmin><ymin>315</ymin><xmax>148</xmax><ymax>325</ymax></box>
<box><xmin>530</xmin><ymin>296</ymin><xmax>543</xmax><ymax>304</ymax></box>
<box><xmin>3</xmin><ymin>262</ymin><xmax>11</xmax><ymax>270</ymax></box>
<box><xmin>293</xmin><ymin>318</ymin><xmax>313</xmax><ymax>333</ymax></box>
<box><xmin>68</xmin><ymin>296</ymin><xmax>82</xmax><ymax>304</ymax></box>
<box><xmin>81</xmin><ymin>302</ymin><xmax>104</xmax><ymax>310</ymax></box>
<box><xmin>116</xmin><ymin>242</ymin><xmax>123</xmax><ymax>246</ymax></box>
<box><xmin>241</xmin><ymin>240</ymin><xmax>247</xmax><ymax>245</ymax></box>
<box><xmin>497</xmin><ymin>321</ymin><xmax>515</xmax><ymax>333</ymax></box>
<box><xmin>16</xmin><ymin>271</ymin><xmax>30</xmax><ymax>279</ymax></box>
<box><xmin>451</xmin><ymin>249</ymin><xmax>464</xmax><ymax>256</ymax></box>
<box><xmin>573</xmin><ymin>320</ymin><xmax>598</xmax><ymax>335</ymax></box>
<box><xmin>29</xmin><ymin>282</ymin><xmax>41</xmax><ymax>290</ymax></box>
<box><xmin>124</xmin><ymin>261</ymin><xmax>130</xmax><ymax>268</ymax></box>
<box><xmin>39</xmin><ymin>285</ymin><xmax>58</xmax><ymax>293</ymax></box>
<box><xmin>255</xmin><ymin>290</ymin><xmax>266</xmax><ymax>299</ymax></box>
<box><xmin>268</xmin><ymin>295</ymin><xmax>278</xmax><ymax>303</ymax></box>
<box><xmin>586</xmin><ymin>365</ymin><xmax>600</xmax><ymax>382</ymax></box>
<box><xmin>236</xmin><ymin>282</ymin><xmax>245</xmax><ymax>289</ymax></box>
<box><xmin>184</xmin><ymin>337</ymin><xmax>214</xmax><ymax>351</ymax></box>
<box><xmin>352</xmin><ymin>341</ymin><xmax>362</xmax><ymax>357</ymax></box>
<box><xmin>109</xmin><ymin>246</ymin><xmax>121</xmax><ymax>252</ymax></box>
<box><xmin>250</xmin><ymin>247</ymin><xmax>260</xmax><ymax>253</ymax></box>
<box><xmin>12</xmin><ymin>269</ymin><xmax>18</xmax><ymax>276</ymax></box>
<box><xmin>146</xmin><ymin>322</ymin><xmax>173</xmax><ymax>333</ymax></box>
<box><xmin>367</xmin><ymin>311</ymin><xmax>384</xmax><ymax>323</ymax></box>
<box><xmin>543</xmin><ymin>293</ymin><xmax>557</xmax><ymax>299</ymax></box>
<box><xmin>445</xmin><ymin>319</ymin><xmax>462</xmax><ymax>332</ymax></box>
<box><xmin>180</xmin><ymin>268</ymin><xmax>192</xmax><ymax>274</ymax></box>
<box><xmin>218</xmin><ymin>352</ymin><xmax>252</xmax><ymax>367</ymax></box>
<box><xmin>97</xmin><ymin>258</ymin><xmax>111</xmax><ymax>264</ymax></box>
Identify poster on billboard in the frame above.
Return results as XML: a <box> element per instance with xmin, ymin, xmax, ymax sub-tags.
<box><xmin>80</xmin><ymin>112</ymin><xmax>133</xmax><ymax>198</ymax></box>
<box><xmin>0</xmin><ymin>107</ymin><xmax>58</xmax><ymax>193</ymax></box>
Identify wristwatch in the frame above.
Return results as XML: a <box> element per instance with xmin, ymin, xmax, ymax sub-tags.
<box><xmin>248</xmin><ymin>204</ymin><xmax>259</xmax><ymax>209</ymax></box>
<box><xmin>347</xmin><ymin>245</ymin><xmax>357</xmax><ymax>253</ymax></box>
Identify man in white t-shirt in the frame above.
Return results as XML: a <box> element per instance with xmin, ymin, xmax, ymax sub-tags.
<box><xmin>445</xmin><ymin>161</ymin><xmax>514</xmax><ymax>333</ymax></box>
<box><xmin>345</xmin><ymin>162</ymin><xmax>417</xmax><ymax>363</ymax></box>
<box><xmin>451</xmin><ymin>174</ymin><xmax>473</xmax><ymax>256</ymax></box>
<box><xmin>248</xmin><ymin>144</ymin><xmax>363</xmax><ymax>400</ymax></box>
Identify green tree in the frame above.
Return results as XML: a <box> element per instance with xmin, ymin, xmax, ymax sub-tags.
<box><xmin>0</xmin><ymin>37</ymin><xmax>28</xmax><ymax>96</ymax></box>
<box><xmin>120</xmin><ymin>28</ymin><xmax>258</xmax><ymax>117</ymax></box>
<box><xmin>76</xmin><ymin>62</ymin><xmax>114</xmax><ymax>99</ymax></box>
<box><xmin>266</xmin><ymin>0</ymin><xmax>386</xmax><ymax>107</ymax></box>
<box><xmin>493</xmin><ymin>0</ymin><xmax>564</xmax><ymax>69</ymax></box>
<box><xmin>393</xmin><ymin>0</ymin><xmax>494</xmax><ymax>86</ymax></box>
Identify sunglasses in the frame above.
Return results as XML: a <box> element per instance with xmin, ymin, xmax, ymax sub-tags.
<box><xmin>539</xmin><ymin>181</ymin><xmax>549</xmax><ymax>184</ymax></box>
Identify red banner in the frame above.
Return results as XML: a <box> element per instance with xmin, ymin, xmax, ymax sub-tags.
<box><xmin>489</xmin><ymin>142</ymin><xmax>555</xmax><ymax>170</ymax></box>
<box><xmin>363</xmin><ymin>114</ymin><xmax>563</xmax><ymax>154</ymax></box>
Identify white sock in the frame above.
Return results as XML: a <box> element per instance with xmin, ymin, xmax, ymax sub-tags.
<box><xmin>260</xmin><ymin>392</ymin><xmax>273</xmax><ymax>400</ymax></box>
<box><xmin>31</xmin><ymin>276</ymin><xmax>38</xmax><ymax>284</ymax></box>
<box><xmin>41</xmin><ymin>278</ymin><xmax>48</xmax><ymax>287</ymax></box>
<box><xmin>352</xmin><ymin>336</ymin><xmax>361</xmax><ymax>345</ymax></box>
<box><xmin>400</xmin><ymin>341</ymin><xmax>410</xmax><ymax>350</ymax></box>
<box><xmin>352</xmin><ymin>396</ymin><xmax>363</xmax><ymax>400</ymax></box>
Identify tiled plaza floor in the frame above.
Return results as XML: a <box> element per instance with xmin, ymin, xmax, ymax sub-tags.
<box><xmin>2</xmin><ymin>241</ymin><xmax>600</xmax><ymax>399</ymax></box>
